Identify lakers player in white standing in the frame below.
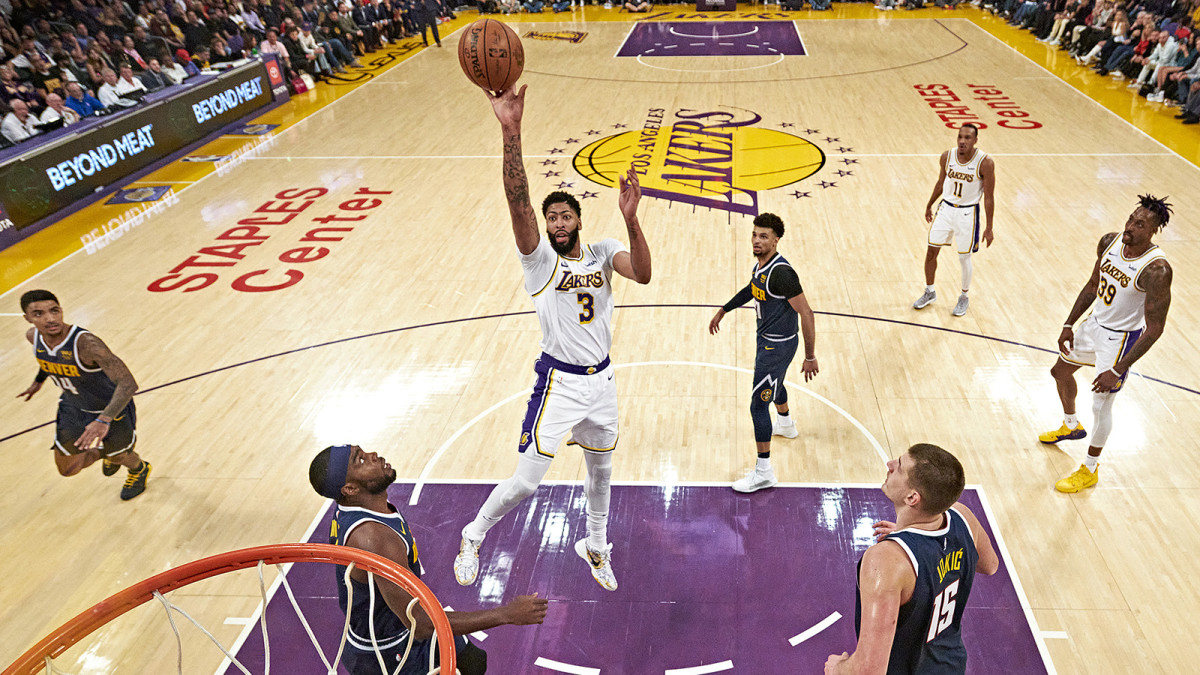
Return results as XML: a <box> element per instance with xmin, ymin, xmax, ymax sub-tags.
<box><xmin>912</xmin><ymin>124</ymin><xmax>996</xmax><ymax>317</ymax></box>
<box><xmin>1040</xmin><ymin>195</ymin><xmax>1173</xmax><ymax>493</ymax></box>
<box><xmin>454</xmin><ymin>84</ymin><xmax>652</xmax><ymax>591</ymax></box>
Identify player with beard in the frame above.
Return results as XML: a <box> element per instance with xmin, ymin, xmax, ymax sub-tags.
<box><xmin>309</xmin><ymin>445</ymin><xmax>548</xmax><ymax>674</ymax></box>
<box><xmin>453</xmin><ymin>84</ymin><xmax>652</xmax><ymax>592</ymax></box>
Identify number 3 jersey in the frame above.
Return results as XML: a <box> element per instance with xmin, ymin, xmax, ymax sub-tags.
<box><xmin>33</xmin><ymin>325</ymin><xmax>117</xmax><ymax>412</ymax></box>
<box><xmin>521</xmin><ymin>237</ymin><xmax>627</xmax><ymax>366</ymax></box>
<box><xmin>855</xmin><ymin>507</ymin><xmax>979</xmax><ymax>675</ymax></box>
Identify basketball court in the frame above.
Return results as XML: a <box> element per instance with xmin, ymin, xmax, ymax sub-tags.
<box><xmin>2</xmin><ymin>7</ymin><xmax>1199</xmax><ymax>674</ymax></box>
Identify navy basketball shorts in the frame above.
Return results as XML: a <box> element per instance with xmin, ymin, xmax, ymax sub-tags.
<box><xmin>342</xmin><ymin>634</ymin><xmax>480</xmax><ymax>675</ymax></box>
<box><xmin>751</xmin><ymin>336</ymin><xmax>799</xmax><ymax>404</ymax></box>
<box><xmin>54</xmin><ymin>400</ymin><xmax>137</xmax><ymax>457</ymax></box>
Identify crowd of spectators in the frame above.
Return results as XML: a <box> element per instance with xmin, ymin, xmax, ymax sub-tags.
<box><xmin>1</xmin><ymin>0</ymin><xmax>458</xmax><ymax>146</ymax></box>
<box><xmin>988</xmin><ymin>0</ymin><xmax>1200</xmax><ymax>124</ymax></box>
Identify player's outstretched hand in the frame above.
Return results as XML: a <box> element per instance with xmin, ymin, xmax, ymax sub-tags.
<box><xmin>708</xmin><ymin>309</ymin><xmax>725</xmax><ymax>335</ymax></box>
<box><xmin>802</xmin><ymin>357</ymin><xmax>819</xmax><ymax>381</ymax></box>
<box><xmin>618</xmin><ymin>167</ymin><xmax>641</xmax><ymax>223</ymax></box>
<box><xmin>982</xmin><ymin>227</ymin><xmax>995</xmax><ymax>248</ymax></box>
<box><xmin>504</xmin><ymin>593</ymin><xmax>549</xmax><ymax>625</ymax></box>
<box><xmin>486</xmin><ymin>84</ymin><xmax>527</xmax><ymax>128</ymax></box>
<box><xmin>1057</xmin><ymin>327</ymin><xmax>1073</xmax><ymax>356</ymax></box>
<box><xmin>74</xmin><ymin>419</ymin><xmax>111</xmax><ymax>451</ymax></box>
<box><xmin>872</xmin><ymin>520</ymin><xmax>897</xmax><ymax>541</ymax></box>
<box><xmin>824</xmin><ymin>652</ymin><xmax>850</xmax><ymax>673</ymax></box>
<box><xmin>16</xmin><ymin>380</ymin><xmax>43</xmax><ymax>401</ymax></box>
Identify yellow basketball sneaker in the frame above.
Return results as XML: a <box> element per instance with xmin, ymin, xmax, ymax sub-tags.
<box><xmin>1055</xmin><ymin>464</ymin><xmax>1099</xmax><ymax>493</ymax></box>
<box><xmin>1038</xmin><ymin>423</ymin><xmax>1087</xmax><ymax>444</ymax></box>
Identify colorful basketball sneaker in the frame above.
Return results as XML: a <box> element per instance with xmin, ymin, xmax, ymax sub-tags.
<box><xmin>1055</xmin><ymin>464</ymin><xmax>1099</xmax><ymax>493</ymax></box>
<box><xmin>120</xmin><ymin>461</ymin><xmax>150</xmax><ymax>500</ymax></box>
<box><xmin>1038</xmin><ymin>423</ymin><xmax>1087</xmax><ymax>444</ymax></box>
<box><xmin>102</xmin><ymin>458</ymin><xmax>120</xmax><ymax>476</ymax></box>
<box><xmin>575</xmin><ymin>539</ymin><xmax>618</xmax><ymax>591</ymax></box>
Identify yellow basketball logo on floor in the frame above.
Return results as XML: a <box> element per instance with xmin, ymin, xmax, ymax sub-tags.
<box><xmin>573</xmin><ymin>107</ymin><xmax>827</xmax><ymax>216</ymax></box>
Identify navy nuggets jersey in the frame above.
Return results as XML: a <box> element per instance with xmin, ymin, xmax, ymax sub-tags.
<box><xmin>34</xmin><ymin>326</ymin><xmax>117</xmax><ymax>412</ymax></box>
<box><xmin>750</xmin><ymin>254</ymin><xmax>801</xmax><ymax>340</ymax></box>
<box><xmin>331</xmin><ymin>504</ymin><xmax>422</xmax><ymax>655</ymax></box>
<box><xmin>855</xmin><ymin>507</ymin><xmax>979</xmax><ymax>675</ymax></box>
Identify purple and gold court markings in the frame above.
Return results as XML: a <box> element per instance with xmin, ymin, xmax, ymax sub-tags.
<box><xmin>223</xmin><ymin>483</ymin><xmax>1049</xmax><ymax>674</ymax></box>
<box><xmin>617</xmin><ymin>21</ymin><xmax>806</xmax><ymax>58</ymax></box>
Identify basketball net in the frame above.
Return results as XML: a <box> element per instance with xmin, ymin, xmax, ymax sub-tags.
<box><xmin>1</xmin><ymin>544</ymin><xmax>456</xmax><ymax>675</ymax></box>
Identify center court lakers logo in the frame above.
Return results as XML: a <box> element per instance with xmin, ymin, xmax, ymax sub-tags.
<box><xmin>572</xmin><ymin>106</ymin><xmax>842</xmax><ymax>216</ymax></box>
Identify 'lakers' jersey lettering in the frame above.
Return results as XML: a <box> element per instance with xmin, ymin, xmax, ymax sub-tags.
<box><xmin>1093</xmin><ymin>237</ymin><xmax>1167</xmax><ymax>332</ymax></box>
<box><xmin>33</xmin><ymin>325</ymin><xmax>117</xmax><ymax>412</ymax></box>
<box><xmin>940</xmin><ymin>148</ymin><xmax>986</xmax><ymax>207</ymax></box>
<box><xmin>522</xmin><ymin>237</ymin><xmax>627</xmax><ymax>365</ymax></box>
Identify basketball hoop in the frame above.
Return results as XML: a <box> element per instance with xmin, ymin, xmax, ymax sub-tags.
<box><xmin>1</xmin><ymin>543</ymin><xmax>456</xmax><ymax>675</ymax></box>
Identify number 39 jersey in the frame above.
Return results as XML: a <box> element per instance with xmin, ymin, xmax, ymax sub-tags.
<box><xmin>855</xmin><ymin>507</ymin><xmax>979</xmax><ymax>675</ymax></box>
<box><xmin>1093</xmin><ymin>237</ymin><xmax>1167</xmax><ymax>332</ymax></box>
<box><xmin>521</xmin><ymin>237</ymin><xmax>627</xmax><ymax>366</ymax></box>
<box><xmin>33</xmin><ymin>325</ymin><xmax>117</xmax><ymax>412</ymax></box>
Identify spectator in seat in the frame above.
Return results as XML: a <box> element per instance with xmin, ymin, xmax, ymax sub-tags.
<box><xmin>182</xmin><ymin>10</ymin><xmax>213</xmax><ymax>54</ymax></box>
<box><xmin>40</xmin><ymin>92</ymin><xmax>81</xmax><ymax>126</ymax></box>
<box><xmin>63</xmin><ymin>81</ymin><xmax>106</xmax><ymax>117</ymax></box>
<box><xmin>121</xmin><ymin>35</ymin><xmax>149</xmax><ymax>70</ymax></box>
<box><xmin>27</xmin><ymin>55</ymin><xmax>73</xmax><ymax>97</ymax></box>
<box><xmin>0</xmin><ymin>64</ymin><xmax>45</xmax><ymax>112</ymax></box>
<box><xmin>2</xmin><ymin>99</ymin><xmax>40</xmax><ymax>144</ymax></box>
<box><xmin>259</xmin><ymin>29</ymin><xmax>291</xmax><ymax>71</ymax></box>
<box><xmin>298</xmin><ymin>23</ymin><xmax>339</xmax><ymax>74</ymax></box>
<box><xmin>333</xmin><ymin>6</ymin><xmax>369</xmax><ymax>56</ymax></box>
<box><xmin>97</xmin><ymin>67</ymin><xmax>138</xmax><ymax>108</ymax></box>
<box><xmin>140</xmin><ymin>58</ymin><xmax>173</xmax><ymax>90</ymax></box>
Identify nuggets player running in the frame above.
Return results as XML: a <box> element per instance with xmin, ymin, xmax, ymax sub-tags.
<box><xmin>16</xmin><ymin>290</ymin><xmax>150</xmax><ymax>500</ymax></box>
<box><xmin>825</xmin><ymin>444</ymin><xmax>999</xmax><ymax>674</ymax></box>
<box><xmin>454</xmin><ymin>85</ymin><xmax>652</xmax><ymax>591</ymax></box>
<box><xmin>912</xmin><ymin>124</ymin><xmax>996</xmax><ymax>317</ymax></box>
<box><xmin>709</xmin><ymin>214</ymin><xmax>818</xmax><ymax>493</ymax></box>
<box><xmin>1040</xmin><ymin>195</ymin><xmax>1173</xmax><ymax>493</ymax></box>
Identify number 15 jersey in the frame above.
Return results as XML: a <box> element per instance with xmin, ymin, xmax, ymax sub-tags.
<box><xmin>521</xmin><ymin>237</ymin><xmax>627</xmax><ymax>366</ymax></box>
<box><xmin>855</xmin><ymin>507</ymin><xmax>979</xmax><ymax>675</ymax></box>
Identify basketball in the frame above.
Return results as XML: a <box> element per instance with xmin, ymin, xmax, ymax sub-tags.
<box><xmin>458</xmin><ymin>19</ymin><xmax>524</xmax><ymax>94</ymax></box>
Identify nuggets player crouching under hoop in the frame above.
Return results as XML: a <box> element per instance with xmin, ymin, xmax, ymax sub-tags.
<box><xmin>454</xmin><ymin>84</ymin><xmax>652</xmax><ymax>592</ymax></box>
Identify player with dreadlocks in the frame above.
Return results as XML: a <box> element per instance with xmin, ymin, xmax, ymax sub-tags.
<box><xmin>1039</xmin><ymin>194</ymin><xmax>1174</xmax><ymax>493</ymax></box>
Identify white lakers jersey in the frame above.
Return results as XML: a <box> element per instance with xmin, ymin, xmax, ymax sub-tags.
<box><xmin>1093</xmin><ymin>237</ymin><xmax>1167</xmax><ymax>332</ymax></box>
<box><xmin>521</xmin><ymin>237</ymin><xmax>626</xmax><ymax>365</ymax></box>
<box><xmin>941</xmin><ymin>148</ymin><xmax>986</xmax><ymax>207</ymax></box>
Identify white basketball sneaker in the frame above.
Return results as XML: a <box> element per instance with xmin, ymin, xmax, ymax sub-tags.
<box><xmin>575</xmin><ymin>539</ymin><xmax>618</xmax><ymax>591</ymax></box>
<box><xmin>732</xmin><ymin>467</ymin><xmax>778</xmax><ymax>493</ymax></box>
<box><xmin>453</xmin><ymin>536</ymin><xmax>482</xmax><ymax>586</ymax></box>
<box><xmin>772</xmin><ymin>417</ymin><xmax>799</xmax><ymax>439</ymax></box>
<box><xmin>913</xmin><ymin>288</ymin><xmax>937</xmax><ymax>309</ymax></box>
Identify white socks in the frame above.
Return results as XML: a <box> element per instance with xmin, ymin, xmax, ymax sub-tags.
<box><xmin>1064</xmin><ymin>413</ymin><xmax>1079</xmax><ymax>428</ymax></box>
<box><xmin>756</xmin><ymin>457</ymin><xmax>772</xmax><ymax>473</ymax></box>
<box><xmin>1084</xmin><ymin>455</ymin><xmax>1099</xmax><ymax>473</ymax></box>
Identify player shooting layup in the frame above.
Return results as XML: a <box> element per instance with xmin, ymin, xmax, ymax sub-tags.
<box><xmin>454</xmin><ymin>85</ymin><xmax>652</xmax><ymax>592</ymax></box>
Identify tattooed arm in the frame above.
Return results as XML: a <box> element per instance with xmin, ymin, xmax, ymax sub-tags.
<box><xmin>487</xmin><ymin>85</ymin><xmax>540</xmax><ymax>256</ymax></box>
<box><xmin>74</xmin><ymin>332</ymin><xmax>138</xmax><ymax>450</ymax></box>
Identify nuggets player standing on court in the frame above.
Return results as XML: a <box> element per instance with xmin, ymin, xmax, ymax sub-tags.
<box><xmin>1039</xmin><ymin>195</ymin><xmax>1173</xmax><ymax>493</ymax></box>
<box><xmin>825</xmin><ymin>444</ymin><xmax>999</xmax><ymax>675</ymax></box>
<box><xmin>709</xmin><ymin>214</ymin><xmax>818</xmax><ymax>493</ymax></box>
<box><xmin>16</xmin><ymin>290</ymin><xmax>151</xmax><ymax>500</ymax></box>
<box><xmin>912</xmin><ymin>124</ymin><xmax>995</xmax><ymax>317</ymax></box>
<box><xmin>454</xmin><ymin>84</ymin><xmax>651</xmax><ymax>592</ymax></box>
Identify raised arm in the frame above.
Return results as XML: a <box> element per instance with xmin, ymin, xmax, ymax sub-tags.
<box><xmin>487</xmin><ymin>85</ymin><xmax>540</xmax><ymax>255</ymax></box>
<box><xmin>924</xmin><ymin>151</ymin><xmax>949</xmax><ymax>223</ymax></box>
<box><xmin>74</xmin><ymin>332</ymin><xmax>138</xmax><ymax>450</ymax></box>
<box><xmin>980</xmin><ymin>155</ymin><xmax>995</xmax><ymax>247</ymax></box>
<box><xmin>612</xmin><ymin>168</ymin><xmax>651</xmax><ymax>284</ymax></box>
<box><xmin>1058</xmin><ymin>232</ymin><xmax>1114</xmax><ymax>355</ymax></box>
<box><xmin>347</xmin><ymin>522</ymin><xmax>547</xmax><ymax>640</ymax></box>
